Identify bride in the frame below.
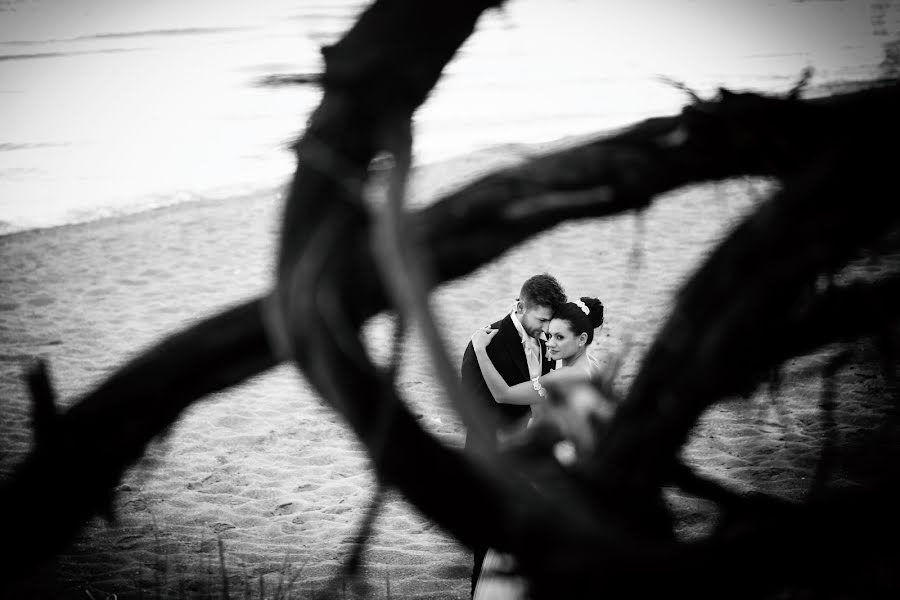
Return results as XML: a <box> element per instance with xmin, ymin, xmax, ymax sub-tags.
<box><xmin>469</xmin><ymin>296</ymin><xmax>606</xmax><ymax>600</ymax></box>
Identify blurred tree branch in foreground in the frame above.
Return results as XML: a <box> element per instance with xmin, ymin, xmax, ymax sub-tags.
<box><xmin>2</xmin><ymin>0</ymin><xmax>899</xmax><ymax>597</ymax></box>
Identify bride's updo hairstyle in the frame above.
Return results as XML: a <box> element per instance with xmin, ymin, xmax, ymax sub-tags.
<box><xmin>553</xmin><ymin>296</ymin><xmax>604</xmax><ymax>344</ymax></box>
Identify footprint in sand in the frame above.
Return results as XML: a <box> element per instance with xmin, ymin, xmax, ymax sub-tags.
<box><xmin>212</xmin><ymin>522</ymin><xmax>236</xmax><ymax>534</ymax></box>
<box><xmin>115</xmin><ymin>535</ymin><xmax>143</xmax><ymax>550</ymax></box>
<box><xmin>27</xmin><ymin>295</ymin><xmax>56</xmax><ymax>307</ymax></box>
<box><xmin>272</xmin><ymin>502</ymin><xmax>296</xmax><ymax>516</ymax></box>
<box><xmin>122</xmin><ymin>498</ymin><xmax>148</xmax><ymax>512</ymax></box>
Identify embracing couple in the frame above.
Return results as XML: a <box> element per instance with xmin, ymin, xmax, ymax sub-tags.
<box><xmin>460</xmin><ymin>273</ymin><xmax>606</xmax><ymax>598</ymax></box>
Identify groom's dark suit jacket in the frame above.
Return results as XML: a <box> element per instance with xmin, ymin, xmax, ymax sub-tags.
<box><xmin>461</xmin><ymin>314</ymin><xmax>554</xmax><ymax>452</ymax></box>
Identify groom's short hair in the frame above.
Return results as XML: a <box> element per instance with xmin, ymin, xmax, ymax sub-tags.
<box><xmin>520</xmin><ymin>273</ymin><xmax>566</xmax><ymax>313</ymax></box>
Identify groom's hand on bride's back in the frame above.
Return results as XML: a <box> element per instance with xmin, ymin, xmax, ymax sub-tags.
<box><xmin>470</xmin><ymin>326</ymin><xmax>498</xmax><ymax>352</ymax></box>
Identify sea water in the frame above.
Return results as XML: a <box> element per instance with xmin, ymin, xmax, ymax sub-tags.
<box><xmin>0</xmin><ymin>0</ymin><xmax>896</xmax><ymax>235</ymax></box>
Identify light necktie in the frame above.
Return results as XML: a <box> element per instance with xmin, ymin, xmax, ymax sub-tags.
<box><xmin>523</xmin><ymin>336</ymin><xmax>541</xmax><ymax>379</ymax></box>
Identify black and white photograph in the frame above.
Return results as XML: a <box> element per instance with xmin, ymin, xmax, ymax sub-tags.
<box><xmin>1</xmin><ymin>1</ymin><xmax>899</xmax><ymax>598</ymax></box>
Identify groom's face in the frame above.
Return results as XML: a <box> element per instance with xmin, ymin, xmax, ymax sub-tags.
<box><xmin>519</xmin><ymin>302</ymin><xmax>553</xmax><ymax>340</ymax></box>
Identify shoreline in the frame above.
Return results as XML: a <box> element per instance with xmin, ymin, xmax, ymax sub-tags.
<box><xmin>4</xmin><ymin>70</ymin><xmax>893</xmax><ymax>240</ymax></box>
<box><xmin>0</xmin><ymin>182</ymin><xmax>290</xmax><ymax>242</ymax></box>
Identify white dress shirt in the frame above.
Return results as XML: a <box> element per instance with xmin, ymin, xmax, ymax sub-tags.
<box><xmin>511</xmin><ymin>310</ymin><xmax>542</xmax><ymax>380</ymax></box>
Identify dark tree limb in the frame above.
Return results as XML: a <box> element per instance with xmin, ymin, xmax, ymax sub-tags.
<box><xmin>0</xmin><ymin>299</ymin><xmax>276</xmax><ymax>578</ymax></box>
<box><xmin>2</xmin><ymin>83</ymin><xmax>896</xmax><ymax>589</ymax></box>
<box><xmin>26</xmin><ymin>360</ymin><xmax>59</xmax><ymax>448</ymax></box>
<box><xmin>270</xmin><ymin>38</ymin><xmax>900</xmax><ymax>593</ymax></box>
<box><xmin>1</xmin><ymin>0</ymin><xmax>898</xmax><ymax>594</ymax></box>
<box><xmin>257</xmin><ymin>0</ymin><xmax>549</xmax><ymax>571</ymax></box>
<box><xmin>590</xmin><ymin>144</ymin><xmax>900</xmax><ymax>497</ymax></box>
<box><xmin>416</xmin><ymin>82</ymin><xmax>900</xmax><ymax>283</ymax></box>
<box><xmin>370</xmin><ymin>114</ymin><xmax>491</xmax><ymax>447</ymax></box>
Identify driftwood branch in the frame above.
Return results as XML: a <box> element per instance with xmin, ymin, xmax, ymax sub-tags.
<box><xmin>1</xmin><ymin>0</ymin><xmax>898</xmax><ymax>596</ymax></box>
<box><xmin>0</xmin><ymin>299</ymin><xmax>276</xmax><ymax>576</ymax></box>
<box><xmin>264</xmin><ymin>7</ymin><xmax>900</xmax><ymax>592</ymax></box>
<box><xmin>591</xmin><ymin>139</ymin><xmax>900</xmax><ymax>495</ymax></box>
<box><xmin>2</xmin><ymin>86</ymin><xmax>896</xmax><ymax>591</ymax></box>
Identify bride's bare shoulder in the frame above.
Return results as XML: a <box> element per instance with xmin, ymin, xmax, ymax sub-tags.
<box><xmin>578</xmin><ymin>354</ymin><xmax>604</xmax><ymax>381</ymax></box>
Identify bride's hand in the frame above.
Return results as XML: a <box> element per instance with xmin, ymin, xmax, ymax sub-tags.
<box><xmin>471</xmin><ymin>327</ymin><xmax>498</xmax><ymax>352</ymax></box>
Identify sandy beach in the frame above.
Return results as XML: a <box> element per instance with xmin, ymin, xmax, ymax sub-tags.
<box><xmin>1</xmin><ymin>142</ymin><xmax>898</xmax><ymax>598</ymax></box>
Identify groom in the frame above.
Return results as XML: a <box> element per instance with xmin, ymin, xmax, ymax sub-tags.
<box><xmin>460</xmin><ymin>272</ymin><xmax>566</xmax><ymax>595</ymax></box>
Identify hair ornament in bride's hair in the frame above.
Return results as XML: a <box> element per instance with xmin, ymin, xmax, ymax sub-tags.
<box><xmin>574</xmin><ymin>299</ymin><xmax>589</xmax><ymax>315</ymax></box>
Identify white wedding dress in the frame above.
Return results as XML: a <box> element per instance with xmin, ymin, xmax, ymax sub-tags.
<box><xmin>473</xmin><ymin>548</ymin><xmax>525</xmax><ymax>600</ymax></box>
<box><xmin>474</xmin><ymin>354</ymin><xmax>602</xmax><ymax>599</ymax></box>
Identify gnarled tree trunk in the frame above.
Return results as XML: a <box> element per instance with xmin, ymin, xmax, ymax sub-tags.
<box><xmin>1</xmin><ymin>0</ymin><xmax>898</xmax><ymax>597</ymax></box>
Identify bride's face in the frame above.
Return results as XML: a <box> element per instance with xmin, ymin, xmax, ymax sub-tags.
<box><xmin>546</xmin><ymin>319</ymin><xmax>584</xmax><ymax>361</ymax></box>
